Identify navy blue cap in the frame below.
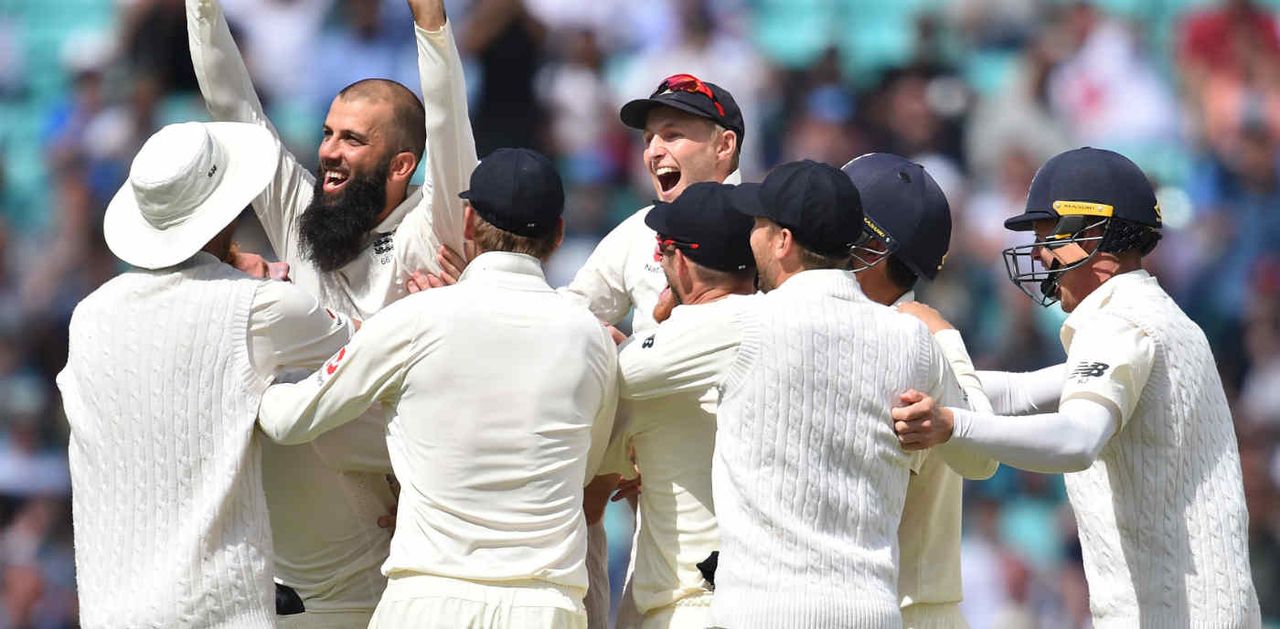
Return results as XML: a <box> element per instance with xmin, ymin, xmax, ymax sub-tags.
<box><xmin>840</xmin><ymin>153</ymin><xmax>952</xmax><ymax>280</ymax></box>
<box><xmin>620</xmin><ymin>75</ymin><xmax>745</xmax><ymax>144</ymax></box>
<box><xmin>1005</xmin><ymin>147</ymin><xmax>1160</xmax><ymax>232</ymax></box>
<box><xmin>733</xmin><ymin>160</ymin><xmax>864</xmax><ymax>257</ymax></box>
<box><xmin>459</xmin><ymin>148</ymin><xmax>565</xmax><ymax>237</ymax></box>
<box><xmin>645</xmin><ymin>182</ymin><xmax>755</xmax><ymax>273</ymax></box>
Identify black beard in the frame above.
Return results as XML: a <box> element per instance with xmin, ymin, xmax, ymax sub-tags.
<box><xmin>299</xmin><ymin>163</ymin><xmax>389</xmax><ymax>272</ymax></box>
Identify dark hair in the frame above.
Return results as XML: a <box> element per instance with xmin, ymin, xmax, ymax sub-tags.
<box><xmin>337</xmin><ymin>79</ymin><xmax>427</xmax><ymax>162</ymax></box>
<box><xmin>1099</xmin><ymin>218</ymin><xmax>1161</xmax><ymax>257</ymax></box>
<box><xmin>885</xmin><ymin>254</ymin><xmax>919</xmax><ymax>292</ymax></box>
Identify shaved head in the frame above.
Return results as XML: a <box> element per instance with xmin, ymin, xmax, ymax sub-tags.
<box><xmin>337</xmin><ymin>78</ymin><xmax>426</xmax><ymax>162</ymax></box>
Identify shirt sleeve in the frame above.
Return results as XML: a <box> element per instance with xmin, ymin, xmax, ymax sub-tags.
<box><xmin>247</xmin><ymin>280</ymin><xmax>354</xmax><ymax>379</ymax></box>
<box><xmin>596</xmin><ymin>399</ymin><xmax>637</xmax><ymax>479</ymax></box>
<box><xmin>977</xmin><ymin>364</ymin><xmax>1066</xmax><ymax>415</ymax></box>
<box><xmin>393</xmin><ymin>22</ymin><xmax>477</xmax><ymax>277</ymax></box>
<box><xmin>310</xmin><ymin>406</ymin><xmax>394</xmax><ymax>474</ymax></box>
<box><xmin>933</xmin><ymin>329</ymin><xmax>992</xmax><ymax>414</ymax></box>
<box><xmin>947</xmin><ymin>397</ymin><xmax>1119</xmax><ymax>473</ymax></box>
<box><xmin>1059</xmin><ymin>314</ymin><xmax>1155</xmax><ymax>428</ymax></box>
<box><xmin>560</xmin><ymin>213</ymin><xmax>642</xmax><ymax>325</ymax></box>
<box><xmin>619</xmin><ymin>303</ymin><xmax>743</xmax><ymax>401</ymax></box>
<box><xmin>186</xmin><ymin>0</ymin><xmax>312</xmax><ymax>257</ymax></box>
<box><xmin>921</xmin><ymin>334</ymin><xmax>999</xmax><ymax>480</ymax></box>
<box><xmin>584</xmin><ymin>333</ymin><xmax>620</xmax><ymax>484</ymax></box>
<box><xmin>257</xmin><ymin>301</ymin><xmax>418</xmax><ymax>445</ymax></box>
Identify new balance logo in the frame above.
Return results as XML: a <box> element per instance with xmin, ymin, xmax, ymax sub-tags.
<box><xmin>642</xmin><ymin>335</ymin><xmax>655</xmax><ymax>349</ymax></box>
<box><xmin>1071</xmin><ymin>361</ymin><xmax>1109</xmax><ymax>379</ymax></box>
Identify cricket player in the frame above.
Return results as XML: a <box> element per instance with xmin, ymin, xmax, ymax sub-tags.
<box><xmin>619</xmin><ymin>160</ymin><xmax>992</xmax><ymax>628</ymax></box>
<box><xmin>412</xmin><ymin>78</ymin><xmax>745</xmax><ymax>622</ymax></box>
<box><xmin>257</xmin><ymin>148</ymin><xmax>618</xmax><ymax>629</ymax></box>
<box><xmin>186</xmin><ymin>0</ymin><xmax>475</xmax><ymax>623</ymax></box>
<box><xmin>562</xmin><ymin>72</ymin><xmax>745</xmax><ymax>627</ymax></box>
<box><xmin>842</xmin><ymin>153</ymin><xmax>998</xmax><ymax>628</ymax></box>
<box><xmin>58</xmin><ymin>122</ymin><xmax>354</xmax><ymax>627</ymax></box>
<box><xmin>595</xmin><ymin>181</ymin><xmax>756</xmax><ymax>629</ymax></box>
<box><xmin>894</xmin><ymin>147</ymin><xmax>1262</xmax><ymax>627</ymax></box>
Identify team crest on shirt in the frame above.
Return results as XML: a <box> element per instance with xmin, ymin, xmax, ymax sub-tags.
<box><xmin>373</xmin><ymin>233</ymin><xmax>394</xmax><ymax>265</ymax></box>
<box><xmin>1070</xmin><ymin>361</ymin><xmax>1110</xmax><ymax>380</ymax></box>
<box><xmin>316</xmin><ymin>347</ymin><xmax>347</xmax><ymax>383</ymax></box>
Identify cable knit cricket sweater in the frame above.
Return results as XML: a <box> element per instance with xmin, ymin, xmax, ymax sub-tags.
<box><xmin>57</xmin><ymin>257</ymin><xmax>275</xmax><ymax>628</ymax></box>
<box><xmin>709</xmin><ymin>271</ymin><xmax>948</xmax><ymax>629</ymax></box>
<box><xmin>1061</xmin><ymin>275</ymin><xmax>1260</xmax><ymax>627</ymax></box>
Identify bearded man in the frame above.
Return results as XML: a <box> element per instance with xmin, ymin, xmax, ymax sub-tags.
<box><xmin>186</xmin><ymin>0</ymin><xmax>476</xmax><ymax>625</ymax></box>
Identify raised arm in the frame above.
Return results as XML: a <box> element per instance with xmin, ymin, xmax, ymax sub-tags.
<box><xmin>258</xmin><ymin>303</ymin><xmax>416</xmax><ymax>445</ymax></box>
<box><xmin>186</xmin><ymin>0</ymin><xmax>311</xmax><ymax>256</ymax></box>
<box><xmin>394</xmin><ymin>0</ymin><xmax>478</xmax><ymax>274</ymax></box>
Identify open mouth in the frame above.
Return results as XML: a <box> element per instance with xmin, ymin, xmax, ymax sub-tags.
<box><xmin>655</xmin><ymin>166</ymin><xmax>681</xmax><ymax>195</ymax></box>
<box><xmin>322</xmin><ymin>169</ymin><xmax>350</xmax><ymax>195</ymax></box>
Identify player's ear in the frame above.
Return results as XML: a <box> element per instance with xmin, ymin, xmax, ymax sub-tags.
<box><xmin>715</xmin><ymin>127</ymin><xmax>737</xmax><ymax>165</ymax></box>
<box><xmin>674</xmin><ymin>248</ymin><xmax>690</xmax><ymax>278</ymax></box>
<box><xmin>553</xmin><ymin>218</ymin><xmax>565</xmax><ymax>250</ymax></box>
<box><xmin>463</xmin><ymin>203</ymin><xmax>477</xmax><ymax>240</ymax></box>
<box><xmin>776</xmin><ymin>227</ymin><xmax>796</xmax><ymax>261</ymax></box>
<box><xmin>388</xmin><ymin>151</ymin><xmax>417</xmax><ymax>181</ymax></box>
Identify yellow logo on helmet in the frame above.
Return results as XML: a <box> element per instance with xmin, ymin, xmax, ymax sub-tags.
<box><xmin>863</xmin><ymin>217</ymin><xmax>887</xmax><ymax>240</ymax></box>
<box><xmin>1052</xmin><ymin>200</ymin><xmax>1114</xmax><ymax>217</ymax></box>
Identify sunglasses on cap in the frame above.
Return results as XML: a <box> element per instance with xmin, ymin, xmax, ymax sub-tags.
<box><xmin>652</xmin><ymin>234</ymin><xmax>701</xmax><ymax>262</ymax></box>
<box><xmin>652</xmin><ymin>73</ymin><xmax>726</xmax><ymax>118</ymax></box>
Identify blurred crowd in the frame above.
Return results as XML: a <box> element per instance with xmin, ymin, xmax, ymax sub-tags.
<box><xmin>1</xmin><ymin>0</ymin><xmax>1279</xmax><ymax>626</ymax></box>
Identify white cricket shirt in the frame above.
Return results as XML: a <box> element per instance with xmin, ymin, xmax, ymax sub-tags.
<box><xmin>1055</xmin><ymin>270</ymin><xmax>1260</xmax><ymax>626</ymax></box>
<box><xmin>59</xmin><ymin>254</ymin><xmax>351</xmax><ymax>628</ymax></box>
<box><xmin>189</xmin><ymin>0</ymin><xmax>476</xmax><ymax>612</ymax></box>
<box><xmin>257</xmin><ymin>252</ymin><xmax>619</xmax><ymax>597</ymax></box>
<box><xmin>893</xmin><ymin>292</ymin><xmax>998</xmax><ymax>613</ymax></box>
<box><xmin>605</xmin><ymin>296</ymin><xmax>752</xmax><ymax>616</ymax></box>
<box><xmin>618</xmin><ymin>271</ymin><xmax>990</xmax><ymax>628</ymax></box>
<box><xmin>561</xmin><ymin>171</ymin><xmax>740</xmax><ymax>334</ymax></box>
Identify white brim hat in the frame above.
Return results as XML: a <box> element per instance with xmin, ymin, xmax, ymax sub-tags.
<box><xmin>104</xmin><ymin>121</ymin><xmax>279</xmax><ymax>270</ymax></box>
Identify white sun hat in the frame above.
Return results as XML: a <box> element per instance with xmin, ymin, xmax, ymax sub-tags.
<box><xmin>104</xmin><ymin>121</ymin><xmax>278</xmax><ymax>270</ymax></box>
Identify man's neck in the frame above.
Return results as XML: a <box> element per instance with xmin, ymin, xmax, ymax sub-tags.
<box><xmin>374</xmin><ymin>189</ymin><xmax>410</xmax><ymax>225</ymax></box>
<box><xmin>684</xmin><ymin>283</ymin><xmax>752</xmax><ymax>305</ymax></box>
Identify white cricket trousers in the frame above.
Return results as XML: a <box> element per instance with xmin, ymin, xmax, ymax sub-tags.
<box><xmin>902</xmin><ymin>602</ymin><xmax>968</xmax><ymax>629</ymax></box>
<box><xmin>277</xmin><ymin>610</ymin><xmax>373</xmax><ymax>629</ymax></box>
<box><xmin>368</xmin><ymin>574</ymin><xmax>587</xmax><ymax>629</ymax></box>
<box><xmin>584</xmin><ymin>520</ymin><xmax>610</xmax><ymax>629</ymax></box>
<box><xmin>638</xmin><ymin>594</ymin><xmax>712</xmax><ymax>629</ymax></box>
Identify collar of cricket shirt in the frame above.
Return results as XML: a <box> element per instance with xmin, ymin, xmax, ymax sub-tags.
<box><xmin>770</xmin><ymin>268</ymin><xmax>868</xmax><ymax>303</ymax></box>
<box><xmin>1060</xmin><ymin>268</ymin><xmax>1154</xmax><ymax>346</ymax></box>
<box><xmin>459</xmin><ymin>251</ymin><xmax>548</xmax><ymax>283</ymax></box>
<box><xmin>371</xmin><ymin>185</ymin><xmax>422</xmax><ymax>235</ymax></box>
